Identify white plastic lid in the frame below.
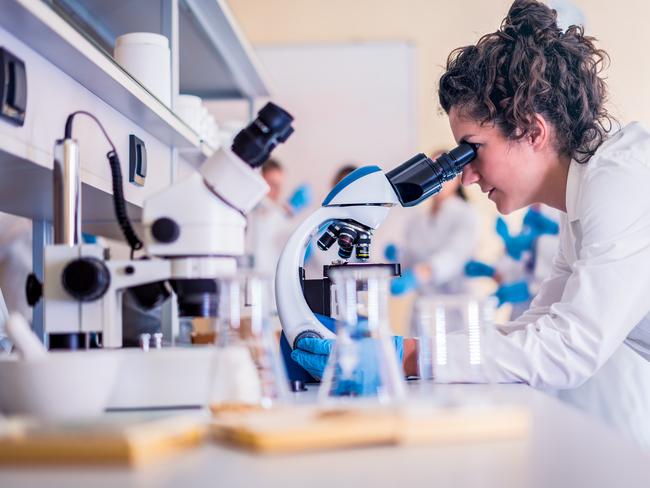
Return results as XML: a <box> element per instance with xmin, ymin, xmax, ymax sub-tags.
<box><xmin>177</xmin><ymin>94</ymin><xmax>203</xmax><ymax>108</ymax></box>
<box><xmin>115</xmin><ymin>32</ymin><xmax>169</xmax><ymax>49</ymax></box>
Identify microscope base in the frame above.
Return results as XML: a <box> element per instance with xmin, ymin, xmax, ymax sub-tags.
<box><xmin>107</xmin><ymin>347</ymin><xmax>215</xmax><ymax>410</ymax></box>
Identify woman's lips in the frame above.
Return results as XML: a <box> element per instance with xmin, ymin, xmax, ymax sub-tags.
<box><xmin>488</xmin><ymin>188</ymin><xmax>495</xmax><ymax>199</ymax></box>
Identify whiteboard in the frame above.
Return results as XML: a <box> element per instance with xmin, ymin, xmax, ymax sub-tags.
<box><xmin>254</xmin><ymin>41</ymin><xmax>417</xmax><ymax>196</ymax></box>
<box><xmin>261</xmin><ymin>42</ymin><xmax>418</xmax><ymax>262</ymax></box>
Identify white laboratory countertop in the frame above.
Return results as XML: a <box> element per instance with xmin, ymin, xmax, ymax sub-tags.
<box><xmin>1</xmin><ymin>382</ymin><xmax>649</xmax><ymax>488</ymax></box>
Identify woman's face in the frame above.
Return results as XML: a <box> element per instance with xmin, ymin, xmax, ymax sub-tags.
<box><xmin>449</xmin><ymin>107</ymin><xmax>548</xmax><ymax>214</ymax></box>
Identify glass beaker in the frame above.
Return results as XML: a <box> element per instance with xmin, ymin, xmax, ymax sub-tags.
<box><xmin>414</xmin><ymin>294</ymin><xmax>498</xmax><ymax>383</ymax></box>
<box><xmin>319</xmin><ymin>265</ymin><xmax>406</xmax><ymax>404</ymax></box>
<box><xmin>209</xmin><ymin>273</ymin><xmax>289</xmax><ymax>411</ymax></box>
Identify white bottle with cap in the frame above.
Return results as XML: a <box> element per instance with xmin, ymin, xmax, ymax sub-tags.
<box><xmin>114</xmin><ymin>32</ymin><xmax>172</xmax><ymax>107</ymax></box>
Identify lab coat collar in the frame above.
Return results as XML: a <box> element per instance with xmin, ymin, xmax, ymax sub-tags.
<box><xmin>565</xmin><ymin>160</ymin><xmax>585</xmax><ymax>222</ymax></box>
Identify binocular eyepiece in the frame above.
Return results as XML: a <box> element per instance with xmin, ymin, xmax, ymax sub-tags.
<box><xmin>386</xmin><ymin>142</ymin><xmax>477</xmax><ymax>207</ymax></box>
<box><xmin>231</xmin><ymin>102</ymin><xmax>295</xmax><ymax>168</ymax></box>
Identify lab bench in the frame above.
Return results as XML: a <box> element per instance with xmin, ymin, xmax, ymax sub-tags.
<box><xmin>1</xmin><ymin>383</ymin><xmax>648</xmax><ymax>488</ymax></box>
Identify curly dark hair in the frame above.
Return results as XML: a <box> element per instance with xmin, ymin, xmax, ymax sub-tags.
<box><xmin>439</xmin><ymin>0</ymin><xmax>614</xmax><ymax>163</ymax></box>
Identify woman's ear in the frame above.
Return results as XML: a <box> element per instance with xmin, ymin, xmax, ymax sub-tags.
<box><xmin>529</xmin><ymin>113</ymin><xmax>550</xmax><ymax>150</ymax></box>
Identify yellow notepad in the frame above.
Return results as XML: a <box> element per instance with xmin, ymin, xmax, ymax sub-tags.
<box><xmin>0</xmin><ymin>415</ymin><xmax>206</xmax><ymax>466</ymax></box>
<box><xmin>211</xmin><ymin>403</ymin><xmax>529</xmax><ymax>453</ymax></box>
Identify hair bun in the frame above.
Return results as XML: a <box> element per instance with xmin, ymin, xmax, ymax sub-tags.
<box><xmin>502</xmin><ymin>0</ymin><xmax>562</xmax><ymax>41</ymax></box>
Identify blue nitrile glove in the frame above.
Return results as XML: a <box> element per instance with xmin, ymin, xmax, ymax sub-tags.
<box><xmin>523</xmin><ymin>208</ymin><xmax>559</xmax><ymax>236</ymax></box>
<box><xmin>390</xmin><ymin>269</ymin><xmax>418</xmax><ymax>296</ymax></box>
<box><xmin>291</xmin><ymin>335</ymin><xmax>404</xmax><ymax>384</ymax></box>
<box><xmin>494</xmin><ymin>280</ymin><xmax>531</xmax><ymax>305</ymax></box>
<box><xmin>384</xmin><ymin>243</ymin><xmax>399</xmax><ymax>262</ymax></box>
<box><xmin>287</xmin><ymin>184</ymin><xmax>312</xmax><ymax>213</ymax></box>
<box><xmin>495</xmin><ymin>216</ymin><xmax>510</xmax><ymax>242</ymax></box>
<box><xmin>504</xmin><ymin>233</ymin><xmax>536</xmax><ymax>260</ymax></box>
<box><xmin>496</xmin><ymin>217</ymin><xmax>535</xmax><ymax>260</ymax></box>
<box><xmin>464</xmin><ymin>260</ymin><xmax>496</xmax><ymax>278</ymax></box>
<box><xmin>82</xmin><ymin>232</ymin><xmax>98</xmax><ymax>244</ymax></box>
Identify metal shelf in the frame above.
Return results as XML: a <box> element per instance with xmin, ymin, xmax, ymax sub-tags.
<box><xmin>179</xmin><ymin>0</ymin><xmax>271</xmax><ymax>99</ymax></box>
<box><xmin>43</xmin><ymin>0</ymin><xmax>271</xmax><ymax>100</ymax></box>
<box><xmin>0</xmin><ymin>0</ymin><xmax>202</xmax><ymax>150</ymax></box>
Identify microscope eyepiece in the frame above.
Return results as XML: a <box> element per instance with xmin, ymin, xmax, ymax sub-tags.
<box><xmin>386</xmin><ymin>142</ymin><xmax>477</xmax><ymax>207</ymax></box>
<box><xmin>231</xmin><ymin>102</ymin><xmax>295</xmax><ymax>168</ymax></box>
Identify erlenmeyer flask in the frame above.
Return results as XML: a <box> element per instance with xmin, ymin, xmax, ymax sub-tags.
<box><xmin>319</xmin><ymin>266</ymin><xmax>405</xmax><ymax>404</ymax></box>
<box><xmin>209</xmin><ymin>273</ymin><xmax>289</xmax><ymax>411</ymax></box>
<box><xmin>414</xmin><ymin>294</ymin><xmax>498</xmax><ymax>383</ymax></box>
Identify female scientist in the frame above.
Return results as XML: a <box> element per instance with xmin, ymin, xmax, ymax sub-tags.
<box><xmin>292</xmin><ymin>0</ymin><xmax>650</xmax><ymax>443</ymax></box>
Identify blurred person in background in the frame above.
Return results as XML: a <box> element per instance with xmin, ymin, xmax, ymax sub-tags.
<box><xmin>247</xmin><ymin>158</ymin><xmax>312</xmax><ymax>280</ymax></box>
<box><xmin>0</xmin><ymin>212</ymin><xmax>32</xmax><ymax>351</ymax></box>
<box><xmin>0</xmin><ymin>212</ymin><xmax>31</xmax><ymax>319</ymax></box>
<box><xmin>387</xmin><ymin>150</ymin><xmax>479</xmax><ymax>297</ymax></box>
<box><xmin>465</xmin><ymin>204</ymin><xmax>560</xmax><ymax>319</ymax></box>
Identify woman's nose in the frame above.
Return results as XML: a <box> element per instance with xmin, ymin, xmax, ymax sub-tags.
<box><xmin>461</xmin><ymin>163</ymin><xmax>480</xmax><ymax>186</ymax></box>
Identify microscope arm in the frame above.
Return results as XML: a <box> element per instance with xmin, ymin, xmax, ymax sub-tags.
<box><xmin>276</xmin><ymin>205</ymin><xmax>392</xmax><ymax>347</ymax></box>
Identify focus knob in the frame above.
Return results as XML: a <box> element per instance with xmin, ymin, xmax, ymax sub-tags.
<box><xmin>61</xmin><ymin>257</ymin><xmax>111</xmax><ymax>302</ymax></box>
<box><xmin>151</xmin><ymin>217</ymin><xmax>180</xmax><ymax>243</ymax></box>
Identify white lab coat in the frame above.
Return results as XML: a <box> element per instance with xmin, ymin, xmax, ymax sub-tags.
<box><xmin>0</xmin><ymin>212</ymin><xmax>31</xmax><ymax>318</ymax></box>
<box><xmin>443</xmin><ymin>122</ymin><xmax>650</xmax><ymax>444</ymax></box>
<box><xmin>0</xmin><ymin>212</ymin><xmax>31</xmax><ymax>351</ymax></box>
<box><xmin>402</xmin><ymin>195</ymin><xmax>479</xmax><ymax>294</ymax></box>
<box><xmin>246</xmin><ymin>198</ymin><xmax>295</xmax><ymax>278</ymax></box>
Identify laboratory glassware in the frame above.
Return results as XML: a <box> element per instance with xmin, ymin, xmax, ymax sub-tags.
<box><xmin>414</xmin><ymin>294</ymin><xmax>498</xmax><ymax>383</ymax></box>
<box><xmin>319</xmin><ymin>266</ymin><xmax>406</xmax><ymax>404</ymax></box>
<box><xmin>209</xmin><ymin>273</ymin><xmax>289</xmax><ymax>410</ymax></box>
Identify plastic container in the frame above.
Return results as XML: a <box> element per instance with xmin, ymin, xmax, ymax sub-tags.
<box><xmin>176</xmin><ymin>94</ymin><xmax>203</xmax><ymax>134</ymax></box>
<box><xmin>114</xmin><ymin>32</ymin><xmax>171</xmax><ymax>106</ymax></box>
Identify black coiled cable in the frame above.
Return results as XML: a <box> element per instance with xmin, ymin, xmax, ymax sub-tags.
<box><xmin>64</xmin><ymin>111</ymin><xmax>143</xmax><ymax>256</ymax></box>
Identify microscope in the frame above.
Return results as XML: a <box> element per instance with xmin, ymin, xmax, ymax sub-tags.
<box><xmin>26</xmin><ymin>103</ymin><xmax>293</xmax><ymax>350</ymax></box>
<box><xmin>24</xmin><ymin>104</ymin><xmax>294</xmax><ymax>407</ymax></box>
<box><xmin>275</xmin><ymin>144</ymin><xmax>477</xmax><ymax>383</ymax></box>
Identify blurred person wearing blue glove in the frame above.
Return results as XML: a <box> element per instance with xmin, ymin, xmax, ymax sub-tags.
<box><xmin>464</xmin><ymin>260</ymin><xmax>496</xmax><ymax>278</ymax></box>
<box><xmin>247</xmin><ymin>159</ymin><xmax>312</xmax><ymax>305</ymax></box>
<box><xmin>496</xmin><ymin>216</ymin><xmax>536</xmax><ymax>260</ymax></box>
<box><xmin>392</xmin><ymin>160</ymin><xmax>479</xmax><ymax>297</ymax></box>
<box><xmin>383</xmin><ymin>243</ymin><xmax>399</xmax><ymax>262</ymax></box>
<box><xmin>286</xmin><ymin>184</ymin><xmax>312</xmax><ymax>215</ymax></box>
<box><xmin>495</xmin><ymin>280</ymin><xmax>531</xmax><ymax>306</ymax></box>
<box><xmin>390</xmin><ymin>265</ymin><xmax>434</xmax><ymax>296</ymax></box>
<box><xmin>523</xmin><ymin>206</ymin><xmax>560</xmax><ymax>236</ymax></box>
<box><xmin>465</xmin><ymin>205</ymin><xmax>561</xmax><ymax>319</ymax></box>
